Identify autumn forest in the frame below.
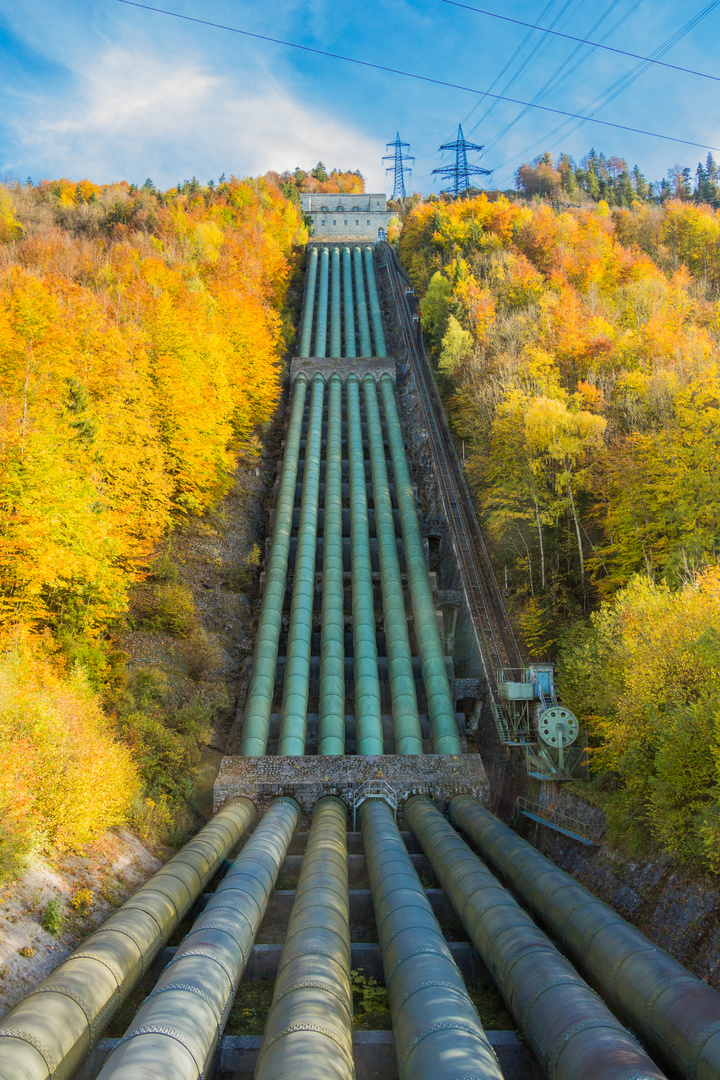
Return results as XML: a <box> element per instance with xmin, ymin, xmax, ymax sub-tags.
<box><xmin>0</xmin><ymin>156</ymin><xmax>719</xmax><ymax>881</ymax></box>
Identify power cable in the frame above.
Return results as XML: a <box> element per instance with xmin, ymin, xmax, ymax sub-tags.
<box><xmin>464</xmin><ymin>0</ymin><xmax>581</xmax><ymax>134</ymax></box>
<box><xmin>476</xmin><ymin>0</ymin><xmax>641</xmax><ymax>152</ymax></box>
<box><xmin>445</xmin><ymin>0</ymin><xmax>720</xmax><ymax>84</ymax></box>
<box><xmin>115</xmin><ymin>0</ymin><xmax>720</xmax><ymax>154</ymax></box>
<box><xmin>491</xmin><ymin>0</ymin><xmax>720</xmax><ymax>183</ymax></box>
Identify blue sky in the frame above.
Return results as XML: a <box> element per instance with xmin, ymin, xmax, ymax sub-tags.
<box><xmin>1</xmin><ymin>0</ymin><xmax>719</xmax><ymax>194</ymax></box>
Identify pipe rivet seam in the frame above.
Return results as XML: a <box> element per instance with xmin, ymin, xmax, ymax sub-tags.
<box><xmin>546</xmin><ymin>1016</ymin><xmax>625</xmax><ymax>1078</ymax></box>
<box><xmin>100</xmin><ymin>923</ymin><xmax>157</xmax><ymax>974</ymax></box>
<box><xmin>72</xmin><ymin>949</ymin><xmax>125</xmax><ymax>986</ymax></box>
<box><xmin>27</xmin><ymin>982</ymin><xmax>95</xmax><ymax>1023</ymax></box>
<box><xmin>184</xmin><ymin>921</ymin><xmax>251</xmax><ymax>959</ymax></box>
<box><xmin>204</xmin><ymin>901</ymin><xmax>259</xmax><ymax>932</ymax></box>
<box><xmin>120</xmin><ymin>1024</ymin><xmax>205</xmax><ymax>1075</ymax></box>
<box><xmin>271</xmin><ymin>980</ymin><xmax>353</xmax><ymax>1018</ymax></box>
<box><xmin>258</xmin><ymin>1022</ymin><xmax>354</xmax><ymax>1061</ymax></box>
<box><xmin>687</xmin><ymin>1017</ymin><xmax>720</xmax><ymax>1076</ymax></box>
<box><xmin>400</xmin><ymin>1020</ymin><xmax>492</xmax><ymax>1069</ymax></box>
<box><xmin>519</xmin><ymin>975</ymin><xmax>582</xmax><ymax>1030</ymax></box>
<box><xmin>642</xmin><ymin>974</ymin><xmax>696</xmax><ymax>1030</ymax></box>
<box><xmin>175</xmin><ymin>948</ymin><xmax>235</xmax><ymax>989</ymax></box>
<box><xmin>146</xmin><ymin>981</ymin><xmax>222</xmax><ymax>1027</ymax></box>
<box><xmin>0</xmin><ymin>1029</ymin><xmax>57</xmax><ymax>1073</ymax></box>
<box><xmin>394</xmin><ymin>978</ymin><xmax>465</xmax><ymax>1012</ymax></box>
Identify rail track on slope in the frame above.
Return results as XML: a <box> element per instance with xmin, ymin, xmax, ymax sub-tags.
<box><xmin>379</xmin><ymin>242</ymin><xmax>523</xmax><ymax>705</ymax></box>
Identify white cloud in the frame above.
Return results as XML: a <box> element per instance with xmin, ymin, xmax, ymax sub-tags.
<box><xmin>5</xmin><ymin>46</ymin><xmax>387</xmax><ymax>190</ymax></box>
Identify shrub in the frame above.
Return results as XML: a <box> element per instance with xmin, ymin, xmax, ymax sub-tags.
<box><xmin>179</xmin><ymin>628</ymin><xmax>224</xmax><ymax>680</ymax></box>
<box><xmin>148</xmin><ymin>548</ymin><xmax>179</xmax><ymax>583</ymax></box>
<box><xmin>154</xmin><ymin>584</ymin><xmax>197</xmax><ymax>636</ymax></box>
<box><xmin>43</xmin><ymin>897</ymin><xmax>65</xmax><ymax>936</ymax></box>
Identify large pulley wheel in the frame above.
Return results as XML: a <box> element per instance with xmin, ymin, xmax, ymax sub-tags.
<box><xmin>538</xmin><ymin>706</ymin><xmax>579</xmax><ymax>748</ymax></box>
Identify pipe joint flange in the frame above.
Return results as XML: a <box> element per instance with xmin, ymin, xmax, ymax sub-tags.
<box><xmin>0</xmin><ymin>1028</ymin><xmax>57</xmax><ymax>1073</ymax></box>
<box><xmin>121</xmin><ymin>1024</ymin><xmax>205</xmax><ymax>1076</ymax></box>
<box><xmin>400</xmin><ymin>1020</ymin><xmax>489</xmax><ymax>1070</ymax></box>
<box><xmin>607</xmin><ymin>944</ymin><xmax>654</xmax><ymax>1001</ymax></box>
<box><xmin>272</xmin><ymin>979</ymin><xmax>353</xmax><ymax>1018</ymax></box>
<box><xmin>546</xmin><ymin>1017</ymin><xmax>623</xmax><ymax>1078</ymax></box>
<box><xmin>147</xmin><ymin>981</ymin><xmax>222</xmax><ymax>1027</ymax></box>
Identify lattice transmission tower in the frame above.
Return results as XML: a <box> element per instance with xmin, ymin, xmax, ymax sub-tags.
<box><xmin>432</xmin><ymin>124</ymin><xmax>492</xmax><ymax>196</ymax></box>
<box><xmin>383</xmin><ymin>133</ymin><xmax>415</xmax><ymax>201</ymax></box>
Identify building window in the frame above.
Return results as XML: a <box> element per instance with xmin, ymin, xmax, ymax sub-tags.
<box><xmin>356</xmin><ymin>219</ymin><xmax>359</xmax><ymax>225</ymax></box>
<box><xmin>344</xmin><ymin>220</ymin><xmax>348</xmax><ymax>225</ymax></box>
<box><xmin>333</xmin><ymin>220</ymin><xmax>336</xmax><ymax>225</ymax></box>
<box><xmin>321</xmin><ymin>219</ymin><xmax>325</xmax><ymax>225</ymax></box>
<box><xmin>367</xmin><ymin>220</ymin><xmax>370</xmax><ymax>225</ymax></box>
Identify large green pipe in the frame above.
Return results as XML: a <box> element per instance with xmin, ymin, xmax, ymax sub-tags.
<box><xmin>363</xmin><ymin>375</ymin><xmax>422</xmax><ymax>755</ymax></box>
<box><xmin>361</xmin><ymin>798</ymin><xmax>504</xmax><ymax>1080</ymax></box>
<box><xmin>255</xmin><ymin>797</ymin><xmax>353</xmax><ymax>1080</ymax></box>
<box><xmin>278</xmin><ymin>374</ymin><xmax>324</xmax><ymax>755</ymax></box>
<box><xmin>299</xmin><ymin>247</ymin><xmax>318</xmax><ymax>358</ymax></box>
<box><xmin>407</xmin><ymin>796</ymin><xmax>667</xmax><ymax>1080</ymax></box>
<box><xmin>330</xmin><ymin>247</ymin><xmax>341</xmax><ymax>357</ymax></box>
<box><xmin>347</xmin><ymin>374</ymin><xmax>384</xmax><ymax>755</ymax></box>
<box><xmin>315</xmin><ymin>246</ymin><xmax>329</xmax><ymax>357</ymax></box>
<box><xmin>95</xmin><ymin>798</ymin><xmax>299</xmax><ymax>1080</ymax></box>
<box><xmin>450</xmin><ymin>796</ymin><xmax>720</xmax><ymax>1080</ymax></box>
<box><xmin>240</xmin><ymin>376</ymin><xmax>308</xmax><ymax>755</ymax></box>
<box><xmin>0</xmin><ymin>800</ymin><xmax>256</xmax><ymax>1080</ymax></box>
<box><xmin>342</xmin><ymin>246</ymin><xmax>356</xmax><ymax>358</ymax></box>
<box><xmin>363</xmin><ymin>246</ymin><xmax>388</xmax><ymax>357</ymax></box>
<box><xmin>379</xmin><ymin>375</ymin><xmax>460</xmax><ymax>754</ymax></box>
<box><xmin>318</xmin><ymin>374</ymin><xmax>346</xmax><ymax>755</ymax></box>
<box><xmin>353</xmin><ymin>246</ymin><xmax>372</xmax><ymax>358</ymax></box>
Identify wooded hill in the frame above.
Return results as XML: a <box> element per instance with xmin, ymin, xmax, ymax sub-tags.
<box><xmin>399</xmin><ymin>193</ymin><xmax>720</xmax><ymax>868</ymax></box>
<box><xmin>0</xmin><ymin>175</ymin><xmax>306</xmax><ymax>876</ymax></box>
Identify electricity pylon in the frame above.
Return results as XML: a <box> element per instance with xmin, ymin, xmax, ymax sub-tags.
<box><xmin>383</xmin><ymin>133</ymin><xmax>415</xmax><ymax>201</ymax></box>
<box><xmin>432</xmin><ymin>124</ymin><xmax>492</xmax><ymax>196</ymax></box>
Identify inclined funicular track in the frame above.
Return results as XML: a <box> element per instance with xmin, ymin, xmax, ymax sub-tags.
<box><xmin>379</xmin><ymin>243</ymin><xmax>522</xmax><ymax>688</ymax></box>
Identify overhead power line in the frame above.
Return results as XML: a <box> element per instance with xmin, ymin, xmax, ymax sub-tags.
<box><xmin>115</xmin><ymin>0</ymin><xmax>720</xmax><ymax>153</ymax></box>
<box><xmin>444</xmin><ymin>0</ymin><xmax>720</xmax><ymax>84</ymax></box>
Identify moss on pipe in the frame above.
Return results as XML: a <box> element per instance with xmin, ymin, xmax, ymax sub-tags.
<box><xmin>407</xmin><ymin>796</ymin><xmax>667</xmax><ymax>1080</ymax></box>
<box><xmin>450</xmin><ymin>795</ymin><xmax>720</xmax><ymax>1080</ymax></box>
<box><xmin>363</xmin><ymin>246</ymin><xmax>387</xmax><ymax>357</ymax></box>
<box><xmin>353</xmin><ymin>246</ymin><xmax>372</xmax><ymax>358</ymax></box>
<box><xmin>95</xmin><ymin>798</ymin><xmax>299</xmax><ymax>1080</ymax></box>
<box><xmin>318</xmin><ymin>374</ymin><xmax>346</xmax><ymax>755</ymax></box>
<box><xmin>342</xmin><ymin>247</ymin><xmax>356</xmax><ymax>358</ymax></box>
<box><xmin>379</xmin><ymin>375</ymin><xmax>461</xmax><ymax>754</ymax></box>
<box><xmin>278</xmin><ymin>374</ymin><xmax>325</xmax><ymax>755</ymax></box>
<box><xmin>347</xmin><ymin>374</ymin><xmax>384</xmax><ymax>755</ymax></box>
<box><xmin>362</xmin><ymin>798</ymin><xmax>503</xmax><ymax>1080</ymax></box>
<box><xmin>298</xmin><ymin>247</ymin><xmax>318</xmax><ymax>358</ymax></box>
<box><xmin>363</xmin><ymin>375</ymin><xmax>422</xmax><ymax>755</ymax></box>
<box><xmin>330</xmin><ymin>247</ymin><xmax>341</xmax><ymax>357</ymax></box>
<box><xmin>255</xmin><ymin>797</ymin><xmax>353</xmax><ymax>1080</ymax></box>
<box><xmin>240</xmin><ymin>376</ymin><xmax>307</xmax><ymax>755</ymax></box>
<box><xmin>0</xmin><ymin>800</ymin><xmax>256</xmax><ymax>1080</ymax></box>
